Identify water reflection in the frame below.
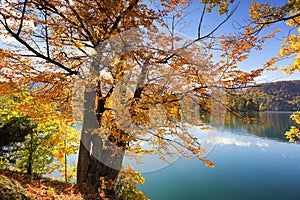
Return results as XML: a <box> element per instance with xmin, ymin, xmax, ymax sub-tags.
<box><xmin>140</xmin><ymin>112</ymin><xmax>300</xmax><ymax>200</ymax></box>
<box><xmin>224</xmin><ymin>112</ymin><xmax>297</xmax><ymax>142</ymax></box>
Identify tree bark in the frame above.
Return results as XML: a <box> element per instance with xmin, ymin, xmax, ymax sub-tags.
<box><xmin>77</xmin><ymin>79</ymin><xmax>124</xmax><ymax>197</ymax></box>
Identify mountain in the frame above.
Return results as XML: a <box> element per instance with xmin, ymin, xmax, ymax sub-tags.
<box><xmin>228</xmin><ymin>80</ymin><xmax>300</xmax><ymax>112</ymax></box>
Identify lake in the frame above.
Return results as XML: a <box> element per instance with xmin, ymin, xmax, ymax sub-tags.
<box><xmin>139</xmin><ymin>112</ymin><xmax>300</xmax><ymax>200</ymax></box>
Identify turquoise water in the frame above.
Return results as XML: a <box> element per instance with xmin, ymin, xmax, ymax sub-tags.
<box><xmin>139</xmin><ymin>112</ymin><xmax>300</xmax><ymax>200</ymax></box>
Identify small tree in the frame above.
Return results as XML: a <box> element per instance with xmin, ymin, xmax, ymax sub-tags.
<box><xmin>0</xmin><ymin>116</ymin><xmax>35</xmax><ymax>154</ymax></box>
<box><xmin>0</xmin><ymin>90</ymin><xmax>79</xmax><ymax>177</ymax></box>
<box><xmin>0</xmin><ymin>115</ymin><xmax>36</xmax><ymax>169</ymax></box>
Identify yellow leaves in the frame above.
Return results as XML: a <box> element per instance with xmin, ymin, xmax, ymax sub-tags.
<box><xmin>286</xmin><ymin>14</ymin><xmax>300</xmax><ymax>26</ymax></box>
<box><xmin>278</xmin><ymin>1</ymin><xmax>300</xmax><ymax>145</ymax></box>
<box><xmin>249</xmin><ymin>2</ymin><xmax>286</xmax><ymax>26</ymax></box>
<box><xmin>276</xmin><ymin>28</ymin><xmax>300</xmax><ymax>74</ymax></box>
<box><xmin>286</xmin><ymin>0</ymin><xmax>300</xmax><ymax>26</ymax></box>
<box><xmin>99</xmin><ymin>165</ymin><xmax>148</xmax><ymax>199</ymax></box>
<box><xmin>115</xmin><ymin>165</ymin><xmax>149</xmax><ymax>200</ymax></box>
<box><xmin>249</xmin><ymin>1</ymin><xmax>299</xmax><ymax>75</ymax></box>
<box><xmin>1</xmin><ymin>88</ymin><xmax>78</xmax><ymax>177</ymax></box>
<box><xmin>201</xmin><ymin>0</ymin><xmax>232</xmax><ymax>14</ymax></box>
<box><xmin>281</xmin><ymin>33</ymin><xmax>299</xmax><ymax>54</ymax></box>
<box><xmin>291</xmin><ymin>111</ymin><xmax>300</xmax><ymax>124</ymax></box>
<box><xmin>285</xmin><ymin>112</ymin><xmax>300</xmax><ymax>143</ymax></box>
<box><xmin>249</xmin><ymin>2</ymin><xmax>262</xmax><ymax>22</ymax></box>
<box><xmin>217</xmin><ymin>1</ymin><xmax>229</xmax><ymax>15</ymax></box>
<box><xmin>285</xmin><ymin>126</ymin><xmax>300</xmax><ymax>143</ymax></box>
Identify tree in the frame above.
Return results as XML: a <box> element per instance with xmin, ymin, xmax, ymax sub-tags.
<box><xmin>0</xmin><ymin>89</ymin><xmax>79</xmax><ymax>177</ymax></box>
<box><xmin>0</xmin><ymin>0</ymin><xmax>274</xmax><ymax>197</ymax></box>
<box><xmin>0</xmin><ymin>116</ymin><xmax>35</xmax><ymax>154</ymax></box>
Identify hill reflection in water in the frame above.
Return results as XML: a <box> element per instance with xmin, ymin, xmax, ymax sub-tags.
<box><xmin>224</xmin><ymin>111</ymin><xmax>297</xmax><ymax>143</ymax></box>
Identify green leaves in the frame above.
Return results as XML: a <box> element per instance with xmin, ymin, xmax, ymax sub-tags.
<box><xmin>0</xmin><ymin>89</ymin><xmax>79</xmax><ymax>179</ymax></box>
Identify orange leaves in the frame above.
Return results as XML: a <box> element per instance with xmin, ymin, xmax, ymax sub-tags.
<box><xmin>245</xmin><ymin>26</ymin><xmax>255</xmax><ymax>35</ymax></box>
<box><xmin>0</xmin><ymin>169</ymin><xmax>85</xmax><ymax>199</ymax></box>
<box><xmin>250</xmin><ymin>68</ymin><xmax>263</xmax><ymax>77</ymax></box>
<box><xmin>263</xmin><ymin>28</ymin><xmax>280</xmax><ymax>39</ymax></box>
<box><xmin>3</xmin><ymin>0</ymin><xmax>290</xmax><ymax>179</ymax></box>
<box><xmin>220</xmin><ymin>26</ymin><xmax>259</xmax><ymax>59</ymax></box>
<box><xmin>158</xmin><ymin>0</ymin><xmax>192</xmax><ymax>17</ymax></box>
<box><xmin>217</xmin><ymin>24</ymin><xmax>279</xmax><ymax>90</ymax></box>
<box><xmin>164</xmin><ymin>0</ymin><xmax>191</xmax><ymax>8</ymax></box>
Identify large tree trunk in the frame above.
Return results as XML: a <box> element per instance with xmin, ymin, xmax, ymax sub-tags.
<box><xmin>77</xmin><ymin>138</ymin><xmax>124</xmax><ymax>197</ymax></box>
<box><xmin>76</xmin><ymin>81</ymin><xmax>124</xmax><ymax>198</ymax></box>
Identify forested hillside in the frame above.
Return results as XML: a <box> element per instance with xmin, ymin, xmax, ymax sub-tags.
<box><xmin>229</xmin><ymin>80</ymin><xmax>300</xmax><ymax>112</ymax></box>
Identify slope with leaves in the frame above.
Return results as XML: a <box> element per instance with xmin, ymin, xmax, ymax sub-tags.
<box><xmin>0</xmin><ymin>167</ymin><xmax>148</xmax><ymax>200</ymax></box>
<box><xmin>0</xmin><ymin>169</ymin><xmax>84</xmax><ymax>200</ymax></box>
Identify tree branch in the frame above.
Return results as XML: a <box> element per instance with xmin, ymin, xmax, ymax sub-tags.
<box><xmin>198</xmin><ymin>4</ymin><xmax>206</xmax><ymax>39</ymax></box>
<box><xmin>256</xmin><ymin>12</ymin><xmax>300</xmax><ymax>25</ymax></box>
<box><xmin>17</xmin><ymin>0</ymin><xmax>28</xmax><ymax>36</ymax></box>
<box><xmin>43</xmin><ymin>11</ymin><xmax>50</xmax><ymax>58</ymax></box>
<box><xmin>2</xmin><ymin>22</ymin><xmax>77</xmax><ymax>75</ymax></box>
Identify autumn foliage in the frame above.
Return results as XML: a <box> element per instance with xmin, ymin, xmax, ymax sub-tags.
<box><xmin>0</xmin><ymin>0</ymin><xmax>298</xmax><ymax>198</ymax></box>
<box><xmin>249</xmin><ymin>0</ymin><xmax>300</xmax><ymax>142</ymax></box>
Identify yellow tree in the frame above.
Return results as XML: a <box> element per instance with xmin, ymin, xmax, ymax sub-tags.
<box><xmin>0</xmin><ymin>88</ymin><xmax>79</xmax><ymax>177</ymax></box>
<box><xmin>0</xmin><ymin>0</ymin><xmax>273</xmax><ymax>197</ymax></box>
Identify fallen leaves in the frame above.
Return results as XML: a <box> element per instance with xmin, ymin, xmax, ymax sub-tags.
<box><xmin>0</xmin><ymin>169</ymin><xmax>84</xmax><ymax>200</ymax></box>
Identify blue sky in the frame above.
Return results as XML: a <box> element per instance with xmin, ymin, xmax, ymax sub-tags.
<box><xmin>171</xmin><ymin>0</ymin><xmax>300</xmax><ymax>83</ymax></box>
<box><xmin>1</xmin><ymin>0</ymin><xmax>298</xmax><ymax>83</ymax></box>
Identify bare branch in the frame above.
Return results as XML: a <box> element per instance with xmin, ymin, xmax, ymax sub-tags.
<box><xmin>43</xmin><ymin>11</ymin><xmax>50</xmax><ymax>58</ymax></box>
<box><xmin>193</xmin><ymin>3</ymin><xmax>239</xmax><ymax>43</ymax></box>
<box><xmin>17</xmin><ymin>0</ymin><xmax>28</xmax><ymax>36</ymax></box>
<box><xmin>198</xmin><ymin>4</ymin><xmax>206</xmax><ymax>39</ymax></box>
<box><xmin>256</xmin><ymin>12</ymin><xmax>300</xmax><ymax>26</ymax></box>
<box><xmin>2</xmin><ymin>23</ymin><xmax>77</xmax><ymax>75</ymax></box>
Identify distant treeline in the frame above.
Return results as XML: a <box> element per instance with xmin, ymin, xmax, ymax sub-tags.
<box><xmin>228</xmin><ymin>80</ymin><xmax>300</xmax><ymax>112</ymax></box>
